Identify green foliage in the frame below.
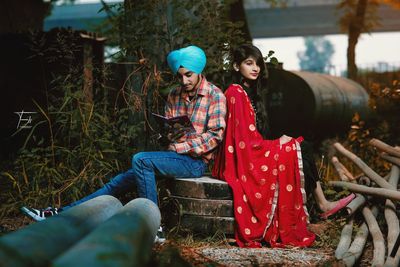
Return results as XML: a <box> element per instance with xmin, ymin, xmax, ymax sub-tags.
<box><xmin>0</xmin><ymin>32</ymin><xmax>140</xmax><ymax>216</ymax></box>
<box><xmin>98</xmin><ymin>0</ymin><xmax>246</xmax><ymax>88</ymax></box>
<box><xmin>297</xmin><ymin>36</ymin><xmax>335</xmax><ymax>73</ymax></box>
<box><xmin>345</xmin><ymin>80</ymin><xmax>400</xmax><ymax>172</ymax></box>
<box><xmin>1</xmin><ymin>1</ymin><xmax>249</xmax><ymax>217</ymax></box>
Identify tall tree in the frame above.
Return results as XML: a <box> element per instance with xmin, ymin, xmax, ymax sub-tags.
<box><xmin>0</xmin><ymin>0</ymin><xmax>74</xmax><ymax>34</ymax></box>
<box><xmin>297</xmin><ymin>37</ymin><xmax>335</xmax><ymax>73</ymax></box>
<box><xmin>338</xmin><ymin>0</ymin><xmax>400</xmax><ymax>80</ymax></box>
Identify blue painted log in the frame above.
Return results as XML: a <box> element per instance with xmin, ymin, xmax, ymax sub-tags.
<box><xmin>53</xmin><ymin>198</ymin><xmax>161</xmax><ymax>267</ymax></box>
<box><xmin>0</xmin><ymin>195</ymin><xmax>122</xmax><ymax>267</ymax></box>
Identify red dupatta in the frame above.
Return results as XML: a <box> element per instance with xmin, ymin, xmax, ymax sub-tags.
<box><xmin>213</xmin><ymin>84</ymin><xmax>315</xmax><ymax>248</ymax></box>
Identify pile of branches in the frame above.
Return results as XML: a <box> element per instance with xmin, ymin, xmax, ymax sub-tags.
<box><xmin>330</xmin><ymin>138</ymin><xmax>400</xmax><ymax>266</ymax></box>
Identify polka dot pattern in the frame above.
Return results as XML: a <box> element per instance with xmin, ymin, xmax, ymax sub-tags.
<box><xmin>239</xmin><ymin>141</ymin><xmax>246</xmax><ymax>149</ymax></box>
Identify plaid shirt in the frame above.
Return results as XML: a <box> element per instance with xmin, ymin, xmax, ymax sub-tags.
<box><xmin>165</xmin><ymin>76</ymin><xmax>226</xmax><ymax>162</ymax></box>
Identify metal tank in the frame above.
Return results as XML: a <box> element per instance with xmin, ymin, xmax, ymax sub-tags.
<box><xmin>265</xmin><ymin>68</ymin><xmax>370</xmax><ymax>140</ymax></box>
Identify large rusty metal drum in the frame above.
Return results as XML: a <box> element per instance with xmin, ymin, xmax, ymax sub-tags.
<box><xmin>266</xmin><ymin>69</ymin><xmax>370</xmax><ymax>139</ymax></box>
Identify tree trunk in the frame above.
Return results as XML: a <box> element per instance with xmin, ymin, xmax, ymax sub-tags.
<box><xmin>229</xmin><ymin>0</ymin><xmax>252</xmax><ymax>43</ymax></box>
<box><xmin>346</xmin><ymin>0</ymin><xmax>368</xmax><ymax>80</ymax></box>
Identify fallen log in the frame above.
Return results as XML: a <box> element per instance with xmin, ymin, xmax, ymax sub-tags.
<box><xmin>381</xmin><ymin>153</ymin><xmax>400</xmax><ymax>167</ymax></box>
<box><xmin>346</xmin><ymin>194</ymin><xmax>366</xmax><ymax>215</ymax></box>
<box><xmin>341</xmin><ymin>207</ymin><xmax>379</xmax><ymax>267</ymax></box>
<box><xmin>362</xmin><ymin>206</ymin><xmax>385</xmax><ymax>266</ymax></box>
<box><xmin>335</xmin><ymin>218</ymin><xmax>354</xmax><ymax>260</ymax></box>
<box><xmin>329</xmin><ymin>181</ymin><xmax>400</xmax><ymax>201</ymax></box>
<box><xmin>370</xmin><ymin>138</ymin><xmax>400</xmax><ymax>158</ymax></box>
<box><xmin>358</xmin><ymin>176</ymin><xmax>371</xmax><ymax>187</ymax></box>
<box><xmin>334</xmin><ymin>143</ymin><xmax>395</xmax><ymax>190</ymax></box>
<box><xmin>331</xmin><ymin>156</ymin><xmax>355</xmax><ymax>181</ymax></box>
<box><xmin>384</xmin><ymin>165</ymin><xmax>400</xmax><ymax>267</ymax></box>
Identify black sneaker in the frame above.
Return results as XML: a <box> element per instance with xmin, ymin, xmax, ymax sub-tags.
<box><xmin>154</xmin><ymin>226</ymin><xmax>166</xmax><ymax>243</ymax></box>
<box><xmin>21</xmin><ymin>206</ymin><xmax>59</xmax><ymax>221</ymax></box>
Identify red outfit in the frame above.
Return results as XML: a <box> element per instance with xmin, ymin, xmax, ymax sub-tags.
<box><xmin>213</xmin><ymin>84</ymin><xmax>315</xmax><ymax>248</ymax></box>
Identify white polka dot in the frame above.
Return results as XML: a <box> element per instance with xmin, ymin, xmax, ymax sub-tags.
<box><xmin>243</xmin><ymin>194</ymin><xmax>248</xmax><ymax>202</ymax></box>
<box><xmin>235</xmin><ymin>119</ymin><xmax>240</xmax><ymax>126</ymax></box>
<box><xmin>237</xmin><ymin>206</ymin><xmax>243</xmax><ymax>214</ymax></box>
<box><xmin>285</xmin><ymin>146</ymin><xmax>292</xmax><ymax>152</ymax></box>
<box><xmin>274</xmin><ymin>154</ymin><xmax>279</xmax><ymax>161</ymax></box>
<box><xmin>266</xmin><ymin>212</ymin><xmax>271</xmax><ymax>218</ymax></box>
<box><xmin>272</xmin><ymin>169</ymin><xmax>278</xmax><ymax>175</ymax></box>
<box><xmin>255</xmin><ymin>192</ymin><xmax>262</xmax><ymax>199</ymax></box>
<box><xmin>286</xmin><ymin>184</ymin><xmax>293</xmax><ymax>192</ymax></box>
<box><xmin>251</xmin><ymin>216</ymin><xmax>257</xmax><ymax>223</ymax></box>
<box><xmin>261</xmin><ymin>165</ymin><xmax>268</xmax><ymax>172</ymax></box>
<box><xmin>279</xmin><ymin>164</ymin><xmax>286</xmax><ymax>171</ymax></box>
<box><xmin>229</xmin><ymin>113</ymin><xmax>232</xmax><ymax>118</ymax></box>
<box><xmin>264</xmin><ymin>151</ymin><xmax>270</xmax><ymax>157</ymax></box>
<box><xmin>228</xmin><ymin>146</ymin><xmax>234</xmax><ymax>153</ymax></box>
<box><xmin>241</xmin><ymin>175</ymin><xmax>247</xmax><ymax>182</ymax></box>
<box><xmin>295</xmin><ymin>204</ymin><xmax>301</xmax><ymax>210</ymax></box>
<box><xmin>230</xmin><ymin>97</ymin><xmax>235</xmax><ymax>104</ymax></box>
<box><xmin>260</xmin><ymin>178</ymin><xmax>266</xmax><ymax>185</ymax></box>
<box><xmin>249</xmin><ymin>163</ymin><xmax>254</xmax><ymax>170</ymax></box>
<box><xmin>239</xmin><ymin>141</ymin><xmax>246</xmax><ymax>149</ymax></box>
<box><xmin>270</xmin><ymin>183</ymin><xmax>276</xmax><ymax>190</ymax></box>
<box><xmin>245</xmin><ymin>228</ymin><xmax>251</xmax><ymax>235</ymax></box>
<box><xmin>249</xmin><ymin>124</ymin><xmax>256</xmax><ymax>131</ymax></box>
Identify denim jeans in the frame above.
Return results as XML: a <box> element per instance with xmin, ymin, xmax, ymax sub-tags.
<box><xmin>62</xmin><ymin>151</ymin><xmax>207</xmax><ymax>210</ymax></box>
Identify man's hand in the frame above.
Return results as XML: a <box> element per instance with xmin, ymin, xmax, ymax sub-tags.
<box><xmin>167</xmin><ymin>127</ymin><xmax>187</xmax><ymax>143</ymax></box>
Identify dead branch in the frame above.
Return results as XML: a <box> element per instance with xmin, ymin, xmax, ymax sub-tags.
<box><xmin>329</xmin><ymin>181</ymin><xmax>400</xmax><ymax>202</ymax></box>
<box><xmin>370</xmin><ymin>138</ymin><xmax>400</xmax><ymax>158</ymax></box>
<box><xmin>331</xmin><ymin>156</ymin><xmax>355</xmax><ymax>181</ymax></box>
<box><xmin>385</xmin><ymin>165</ymin><xmax>400</xmax><ymax>267</ymax></box>
<box><xmin>334</xmin><ymin>143</ymin><xmax>395</xmax><ymax>190</ymax></box>
<box><xmin>358</xmin><ymin>176</ymin><xmax>371</xmax><ymax>186</ymax></box>
<box><xmin>346</xmin><ymin>194</ymin><xmax>366</xmax><ymax>215</ymax></box>
<box><xmin>342</xmin><ymin>206</ymin><xmax>379</xmax><ymax>267</ymax></box>
<box><xmin>381</xmin><ymin>153</ymin><xmax>400</xmax><ymax>167</ymax></box>
<box><xmin>362</xmin><ymin>206</ymin><xmax>385</xmax><ymax>266</ymax></box>
<box><xmin>335</xmin><ymin>218</ymin><xmax>354</xmax><ymax>260</ymax></box>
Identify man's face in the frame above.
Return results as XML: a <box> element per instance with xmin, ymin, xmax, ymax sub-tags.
<box><xmin>176</xmin><ymin>67</ymin><xmax>200</xmax><ymax>92</ymax></box>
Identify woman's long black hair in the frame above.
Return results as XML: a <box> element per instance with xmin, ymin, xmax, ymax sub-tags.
<box><xmin>231</xmin><ymin>44</ymin><xmax>270</xmax><ymax>137</ymax></box>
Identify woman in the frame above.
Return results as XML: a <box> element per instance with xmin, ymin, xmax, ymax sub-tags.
<box><xmin>212</xmin><ymin>44</ymin><xmax>354</xmax><ymax>248</ymax></box>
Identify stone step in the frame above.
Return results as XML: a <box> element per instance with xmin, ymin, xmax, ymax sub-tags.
<box><xmin>164</xmin><ymin>176</ymin><xmax>232</xmax><ymax>200</ymax></box>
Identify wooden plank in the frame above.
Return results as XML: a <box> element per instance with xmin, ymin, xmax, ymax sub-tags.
<box><xmin>172</xmin><ymin>196</ymin><xmax>233</xmax><ymax>217</ymax></box>
<box><xmin>165</xmin><ymin>176</ymin><xmax>233</xmax><ymax>200</ymax></box>
<box><xmin>179</xmin><ymin>215</ymin><xmax>235</xmax><ymax>235</ymax></box>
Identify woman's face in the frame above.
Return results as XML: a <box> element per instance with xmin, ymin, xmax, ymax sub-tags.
<box><xmin>237</xmin><ymin>56</ymin><xmax>260</xmax><ymax>81</ymax></box>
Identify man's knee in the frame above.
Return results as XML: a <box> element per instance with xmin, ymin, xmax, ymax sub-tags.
<box><xmin>132</xmin><ymin>152</ymin><xmax>146</xmax><ymax>168</ymax></box>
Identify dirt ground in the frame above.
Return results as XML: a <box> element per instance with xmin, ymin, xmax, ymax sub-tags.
<box><xmin>1</xmin><ymin>214</ymin><xmax>374</xmax><ymax>267</ymax></box>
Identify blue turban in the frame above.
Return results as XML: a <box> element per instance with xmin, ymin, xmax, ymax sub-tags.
<box><xmin>167</xmin><ymin>45</ymin><xmax>206</xmax><ymax>74</ymax></box>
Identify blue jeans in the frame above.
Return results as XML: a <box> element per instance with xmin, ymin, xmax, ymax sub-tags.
<box><xmin>63</xmin><ymin>151</ymin><xmax>207</xmax><ymax>210</ymax></box>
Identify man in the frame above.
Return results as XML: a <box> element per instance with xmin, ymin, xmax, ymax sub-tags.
<box><xmin>21</xmin><ymin>45</ymin><xmax>227</xmax><ymax>242</ymax></box>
